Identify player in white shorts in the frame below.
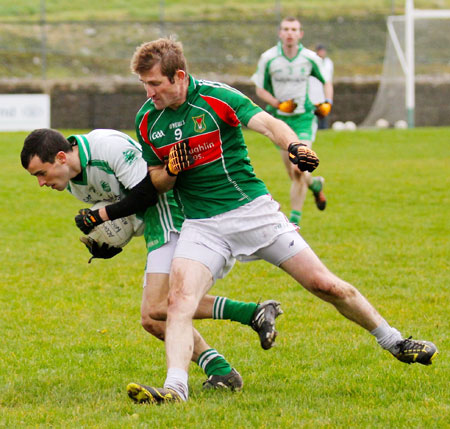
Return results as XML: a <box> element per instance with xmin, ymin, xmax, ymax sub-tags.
<box><xmin>124</xmin><ymin>38</ymin><xmax>438</xmax><ymax>404</ymax></box>
<box><xmin>174</xmin><ymin>195</ymin><xmax>308</xmax><ymax>279</ymax></box>
<box><xmin>21</xmin><ymin>128</ymin><xmax>284</xmax><ymax>391</ymax></box>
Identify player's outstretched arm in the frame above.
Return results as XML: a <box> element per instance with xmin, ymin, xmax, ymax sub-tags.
<box><xmin>247</xmin><ymin>111</ymin><xmax>319</xmax><ymax>172</ymax></box>
<box><xmin>247</xmin><ymin>111</ymin><xmax>298</xmax><ymax>150</ymax></box>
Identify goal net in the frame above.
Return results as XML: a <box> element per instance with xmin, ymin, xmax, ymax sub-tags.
<box><xmin>361</xmin><ymin>1</ymin><xmax>450</xmax><ymax>128</ymax></box>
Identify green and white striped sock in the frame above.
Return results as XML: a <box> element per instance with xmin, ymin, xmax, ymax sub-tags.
<box><xmin>212</xmin><ymin>296</ymin><xmax>258</xmax><ymax>326</ymax></box>
<box><xmin>197</xmin><ymin>349</ymin><xmax>232</xmax><ymax>376</ymax></box>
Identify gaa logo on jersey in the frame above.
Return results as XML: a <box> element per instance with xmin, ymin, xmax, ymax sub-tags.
<box><xmin>151</xmin><ymin>130</ymin><xmax>165</xmax><ymax>140</ymax></box>
<box><xmin>192</xmin><ymin>114</ymin><xmax>207</xmax><ymax>133</ymax></box>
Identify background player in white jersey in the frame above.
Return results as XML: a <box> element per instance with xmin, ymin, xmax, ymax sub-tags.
<box><xmin>124</xmin><ymin>38</ymin><xmax>437</xmax><ymax>405</ymax></box>
<box><xmin>21</xmin><ymin>128</ymin><xmax>283</xmax><ymax>391</ymax></box>
<box><xmin>309</xmin><ymin>44</ymin><xmax>334</xmax><ymax>130</ymax></box>
<box><xmin>251</xmin><ymin>17</ymin><xmax>333</xmax><ymax>226</ymax></box>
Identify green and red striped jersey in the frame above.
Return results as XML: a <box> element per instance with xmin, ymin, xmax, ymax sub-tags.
<box><xmin>136</xmin><ymin>76</ymin><xmax>269</xmax><ymax>219</ymax></box>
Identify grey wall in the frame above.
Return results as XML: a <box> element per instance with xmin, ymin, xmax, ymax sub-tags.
<box><xmin>1</xmin><ymin>78</ymin><xmax>448</xmax><ymax>129</ymax></box>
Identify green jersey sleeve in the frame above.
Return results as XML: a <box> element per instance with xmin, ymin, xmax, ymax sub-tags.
<box><xmin>308</xmin><ymin>57</ymin><xmax>326</xmax><ymax>84</ymax></box>
<box><xmin>202</xmin><ymin>83</ymin><xmax>263</xmax><ymax>127</ymax></box>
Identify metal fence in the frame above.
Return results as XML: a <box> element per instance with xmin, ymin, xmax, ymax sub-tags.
<box><xmin>1</xmin><ymin>15</ymin><xmax>449</xmax><ymax>81</ymax></box>
<box><xmin>1</xmin><ymin>17</ymin><xmax>390</xmax><ymax>80</ymax></box>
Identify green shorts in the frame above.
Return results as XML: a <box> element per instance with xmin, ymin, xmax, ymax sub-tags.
<box><xmin>275</xmin><ymin>111</ymin><xmax>318</xmax><ymax>143</ymax></box>
<box><xmin>142</xmin><ymin>190</ymin><xmax>184</xmax><ymax>253</ymax></box>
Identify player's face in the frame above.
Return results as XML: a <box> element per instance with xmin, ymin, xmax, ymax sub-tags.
<box><xmin>279</xmin><ymin>20</ymin><xmax>303</xmax><ymax>48</ymax></box>
<box><xmin>27</xmin><ymin>153</ymin><xmax>70</xmax><ymax>191</ymax></box>
<box><xmin>139</xmin><ymin>64</ymin><xmax>187</xmax><ymax>110</ymax></box>
<box><xmin>317</xmin><ymin>48</ymin><xmax>326</xmax><ymax>59</ymax></box>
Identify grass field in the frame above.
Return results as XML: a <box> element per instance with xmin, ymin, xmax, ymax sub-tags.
<box><xmin>3</xmin><ymin>0</ymin><xmax>450</xmax><ymax>21</ymax></box>
<box><xmin>0</xmin><ymin>127</ymin><xmax>449</xmax><ymax>427</ymax></box>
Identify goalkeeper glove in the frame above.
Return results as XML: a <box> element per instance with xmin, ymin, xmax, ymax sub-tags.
<box><xmin>166</xmin><ymin>140</ymin><xmax>195</xmax><ymax>176</ymax></box>
<box><xmin>75</xmin><ymin>208</ymin><xmax>104</xmax><ymax>234</ymax></box>
<box><xmin>278</xmin><ymin>99</ymin><xmax>297</xmax><ymax>113</ymax></box>
<box><xmin>287</xmin><ymin>143</ymin><xmax>319</xmax><ymax>172</ymax></box>
<box><xmin>80</xmin><ymin>236</ymin><xmax>122</xmax><ymax>264</ymax></box>
<box><xmin>314</xmin><ymin>99</ymin><xmax>332</xmax><ymax>118</ymax></box>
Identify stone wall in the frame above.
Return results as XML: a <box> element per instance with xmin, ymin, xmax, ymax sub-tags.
<box><xmin>0</xmin><ymin>77</ymin><xmax>448</xmax><ymax>129</ymax></box>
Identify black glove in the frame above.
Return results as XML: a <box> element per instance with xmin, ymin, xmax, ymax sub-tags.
<box><xmin>80</xmin><ymin>236</ymin><xmax>122</xmax><ymax>263</ymax></box>
<box><xmin>287</xmin><ymin>143</ymin><xmax>319</xmax><ymax>172</ymax></box>
<box><xmin>166</xmin><ymin>140</ymin><xmax>195</xmax><ymax>176</ymax></box>
<box><xmin>75</xmin><ymin>208</ymin><xmax>104</xmax><ymax>234</ymax></box>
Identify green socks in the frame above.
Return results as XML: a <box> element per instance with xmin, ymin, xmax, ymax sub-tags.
<box><xmin>197</xmin><ymin>349</ymin><xmax>232</xmax><ymax>376</ymax></box>
<box><xmin>289</xmin><ymin>210</ymin><xmax>302</xmax><ymax>226</ymax></box>
<box><xmin>309</xmin><ymin>177</ymin><xmax>323</xmax><ymax>194</ymax></box>
<box><xmin>289</xmin><ymin>178</ymin><xmax>323</xmax><ymax>226</ymax></box>
<box><xmin>212</xmin><ymin>297</ymin><xmax>258</xmax><ymax>326</ymax></box>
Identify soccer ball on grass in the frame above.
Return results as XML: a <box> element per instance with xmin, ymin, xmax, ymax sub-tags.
<box><xmin>332</xmin><ymin>121</ymin><xmax>345</xmax><ymax>131</ymax></box>
<box><xmin>344</xmin><ymin>121</ymin><xmax>357</xmax><ymax>131</ymax></box>
<box><xmin>394</xmin><ymin>120</ymin><xmax>408</xmax><ymax>129</ymax></box>
<box><xmin>375</xmin><ymin>118</ymin><xmax>390</xmax><ymax>129</ymax></box>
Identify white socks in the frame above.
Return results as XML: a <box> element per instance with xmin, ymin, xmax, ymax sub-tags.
<box><xmin>164</xmin><ymin>367</ymin><xmax>189</xmax><ymax>401</ymax></box>
<box><xmin>371</xmin><ymin>320</ymin><xmax>403</xmax><ymax>354</ymax></box>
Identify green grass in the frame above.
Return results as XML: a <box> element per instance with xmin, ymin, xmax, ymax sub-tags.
<box><xmin>2</xmin><ymin>0</ymin><xmax>450</xmax><ymax>21</ymax></box>
<box><xmin>1</xmin><ymin>128</ymin><xmax>449</xmax><ymax>427</ymax></box>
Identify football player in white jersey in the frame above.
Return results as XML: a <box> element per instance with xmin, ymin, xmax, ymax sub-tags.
<box><xmin>251</xmin><ymin>17</ymin><xmax>334</xmax><ymax>226</ymax></box>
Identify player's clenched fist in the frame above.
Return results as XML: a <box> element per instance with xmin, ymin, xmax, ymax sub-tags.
<box><xmin>278</xmin><ymin>99</ymin><xmax>297</xmax><ymax>113</ymax></box>
<box><xmin>287</xmin><ymin>143</ymin><xmax>319</xmax><ymax>172</ymax></box>
<box><xmin>314</xmin><ymin>100</ymin><xmax>332</xmax><ymax>118</ymax></box>
<box><xmin>166</xmin><ymin>140</ymin><xmax>195</xmax><ymax>176</ymax></box>
<box><xmin>75</xmin><ymin>208</ymin><xmax>104</xmax><ymax>234</ymax></box>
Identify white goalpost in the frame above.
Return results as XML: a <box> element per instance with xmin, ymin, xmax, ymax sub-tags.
<box><xmin>362</xmin><ymin>0</ymin><xmax>450</xmax><ymax>128</ymax></box>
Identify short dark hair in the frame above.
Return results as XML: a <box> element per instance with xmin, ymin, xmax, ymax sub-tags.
<box><xmin>21</xmin><ymin>128</ymin><xmax>72</xmax><ymax>169</ymax></box>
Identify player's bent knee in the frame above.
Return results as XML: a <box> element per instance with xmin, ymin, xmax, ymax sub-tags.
<box><xmin>147</xmin><ymin>304</ymin><xmax>168</xmax><ymax>321</ymax></box>
<box><xmin>292</xmin><ymin>168</ymin><xmax>304</xmax><ymax>180</ymax></box>
<box><xmin>141</xmin><ymin>317</ymin><xmax>165</xmax><ymax>341</ymax></box>
<box><xmin>167</xmin><ymin>290</ymin><xmax>198</xmax><ymax>319</ymax></box>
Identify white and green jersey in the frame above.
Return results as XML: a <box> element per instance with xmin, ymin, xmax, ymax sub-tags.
<box><xmin>67</xmin><ymin>129</ymin><xmax>183</xmax><ymax>252</ymax></box>
<box><xmin>251</xmin><ymin>42</ymin><xmax>326</xmax><ymax>116</ymax></box>
<box><xmin>136</xmin><ymin>76</ymin><xmax>269</xmax><ymax>219</ymax></box>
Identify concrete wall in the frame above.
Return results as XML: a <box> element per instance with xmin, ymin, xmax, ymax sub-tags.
<box><xmin>0</xmin><ymin>78</ymin><xmax>448</xmax><ymax>129</ymax></box>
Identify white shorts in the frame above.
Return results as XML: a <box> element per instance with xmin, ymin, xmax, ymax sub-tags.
<box><xmin>143</xmin><ymin>232</ymin><xmax>179</xmax><ymax>287</ymax></box>
<box><xmin>173</xmin><ymin>195</ymin><xmax>309</xmax><ymax>280</ymax></box>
